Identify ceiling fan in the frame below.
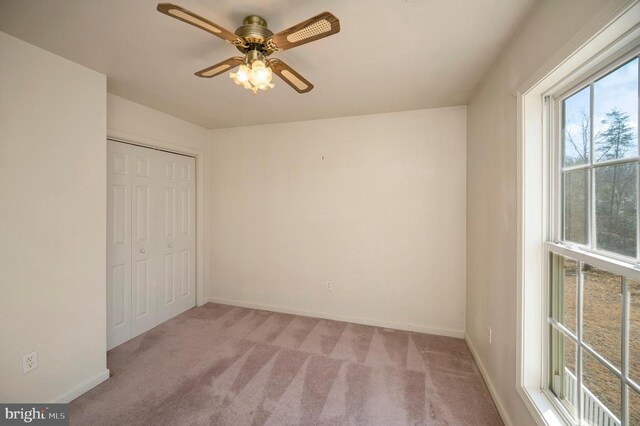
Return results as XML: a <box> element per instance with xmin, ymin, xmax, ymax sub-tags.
<box><xmin>157</xmin><ymin>3</ymin><xmax>340</xmax><ymax>94</ymax></box>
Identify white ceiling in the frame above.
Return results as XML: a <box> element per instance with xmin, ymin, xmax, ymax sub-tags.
<box><xmin>0</xmin><ymin>0</ymin><xmax>536</xmax><ymax>129</ymax></box>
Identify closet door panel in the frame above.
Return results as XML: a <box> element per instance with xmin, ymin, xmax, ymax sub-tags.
<box><xmin>157</xmin><ymin>152</ymin><xmax>195</xmax><ymax>322</ymax></box>
<box><xmin>157</xmin><ymin>155</ymin><xmax>180</xmax><ymax>322</ymax></box>
<box><xmin>131</xmin><ymin>146</ymin><xmax>158</xmax><ymax>336</ymax></box>
<box><xmin>107</xmin><ymin>142</ymin><xmax>133</xmax><ymax>350</ymax></box>
<box><xmin>163</xmin><ymin>252</ymin><xmax>175</xmax><ymax>304</ymax></box>
<box><xmin>178</xmin><ymin>249</ymin><xmax>190</xmax><ymax>297</ymax></box>
<box><xmin>176</xmin><ymin>155</ymin><xmax>196</xmax><ymax>309</ymax></box>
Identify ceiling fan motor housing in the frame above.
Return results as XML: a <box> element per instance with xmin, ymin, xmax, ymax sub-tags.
<box><xmin>245</xmin><ymin>49</ymin><xmax>265</xmax><ymax>65</ymax></box>
<box><xmin>235</xmin><ymin>15</ymin><xmax>273</xmax><ymax>49</ymax></box>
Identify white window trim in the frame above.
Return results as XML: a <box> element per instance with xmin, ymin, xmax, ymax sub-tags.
<box><xmin>516</xmin><ymin>2</ymin><xmax>640</xmax><ymax>425</ymax></box>
<box><xmin>545</xmin><ymin>44</ymin><xmax>640</xmax><ymax>425</ymax></box>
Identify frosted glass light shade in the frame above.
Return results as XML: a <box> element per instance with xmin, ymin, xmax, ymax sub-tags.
<box><xmin>229</xmin><ymin>60</ymin><xmax>274</xmax><ymax>94</ymax></box>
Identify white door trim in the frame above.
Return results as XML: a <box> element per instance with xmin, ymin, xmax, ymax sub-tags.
<box><xmin>107</xmin><ymin>129</ymin><xmax>207</xmax><ymax>309</ymax></box>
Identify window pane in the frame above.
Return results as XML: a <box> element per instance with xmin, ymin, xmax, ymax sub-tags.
<box><xmin>630</xmin><ymin>386</ymin><xmax>640</xmax><ymax>426</ymax></box>
<box><xmin>563</xmin><ymin>170</ymin><xmax>589</xmax><ymax>245</ymax></box>
<box><xmin>595</xmin><ymin>162</ymin><xmax>638</xmax><ymax>257</ymax></box>
<box><xmin>630</xmin><ymin>278</ymin><xmax>640</xmax><ymax>385</ymax></box>
<box><xmin>563</xmin><ymin>87</ymin><xmax>591</xmax><ymax>166</ymax></box>
<box><xmin>582</xmin><ymin>350</ymin><xmax>621</xmax><ymax>425</ymax></box>
<box><xmin>582</xmin><ymin>264</ymin><xmax>621</xmax><ymax>369</ymax></box>
<box><xmin>562</xmin><ymin>258</ymin><xmax>578</xmax><ymax>333</ymax></box>
<box><xmin>594</xmin><ymin>58</ymin><xmax>638</xmax><ymax>162</ymax></box>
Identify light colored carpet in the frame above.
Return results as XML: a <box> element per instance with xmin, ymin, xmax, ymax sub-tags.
<box><xmin>70</xmin><ymin>303</ymin><xmax>503</xmax><ymax>425</ymax></box>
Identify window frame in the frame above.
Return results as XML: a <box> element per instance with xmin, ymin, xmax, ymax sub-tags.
<box><xmin>550</xmin><ymin>48</ymin><xmax>640</xmax><ymax>265</ymax></box>
<box><xmin>544</xmin><ymin>44</ymin><xmax>640</xmax><ymax>426</ymax></box>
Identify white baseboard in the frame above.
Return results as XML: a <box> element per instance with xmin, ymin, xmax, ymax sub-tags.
<box><xmin>465</xmin><ymin>335</ymin><xmax>512</xmax><ymax>426</ymax></box>
<box><xmin>53</xmin><ymin>369</ymin><xmax>110</xmax><ymax>403</ymax></box>
<box><xmin>206</xmin><ymin>297</ymin><xmax>465</xmax><ymax>339</ymax></box>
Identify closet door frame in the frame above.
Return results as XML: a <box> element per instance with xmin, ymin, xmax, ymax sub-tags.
<box><xmin>106</xmin><ymin>132</ymin><xmax>206</xmax><ymax>319</ymax></box>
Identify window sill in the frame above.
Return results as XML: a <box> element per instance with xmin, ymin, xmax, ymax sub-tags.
<box><xmin>519</xmin><ymin>386</ymin><xmax>572</xmax><ymax>426</ymax></box>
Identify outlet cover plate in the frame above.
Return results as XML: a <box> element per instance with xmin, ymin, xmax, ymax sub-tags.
<box><xmin>22</xmin><ymin>351</ymin><xmax>38</xmax><ymax>374</ymax></box>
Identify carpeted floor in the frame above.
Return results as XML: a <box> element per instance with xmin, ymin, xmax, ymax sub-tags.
<box><xmin>70</xmin><ymin>303</ymin><xmax>503</xmax><ymax>425</ymax></box>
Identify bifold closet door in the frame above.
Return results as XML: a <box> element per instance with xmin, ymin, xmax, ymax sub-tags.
<box><xmin>130</xmin><ymin>144</ymin><xmax>158</xmax><ymax>337</ymax></box>
<box><xmin>157</xmin><ymin>153</ymin><xmax>196</xmax><ymax>323</ymax></box>
<box><xmin>107</xmin><ymin>142</ymin><xmax>133</xmax><ymax>350</ymax></box>
<box><xmin>107</xmin><ymin>141</ymin><xmax>196</xmax><ymax>350</ymax></box>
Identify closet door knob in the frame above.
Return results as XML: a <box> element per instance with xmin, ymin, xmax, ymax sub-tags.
<box><xmin>168</xmin><ymin>243</ymin><xmax>173</xmax><ymax>248</ymax></box>
<box><xmin>140</xmin><ymin>248</ymin><xmax>146</xmax><ymax>254</ymax></box>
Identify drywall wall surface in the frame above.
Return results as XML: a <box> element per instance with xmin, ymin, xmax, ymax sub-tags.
<box><xmin>107</xmin><ymin>93</ymin><xmax>208</xmax><ymax>151</ymax></box>
<box><xmin>0</xmin><ymin>31</ymin><xmax>107</xmax><ymax>402</ymax></box>
<box><xmin>466</xmin><ymin>0</ymin><xmax>630</xmax><ymax>424</ymax></box>
<box><xmin>209</xmin><ymin>106</ymin><xmax>467</xmax><ymax>336</ymax></box>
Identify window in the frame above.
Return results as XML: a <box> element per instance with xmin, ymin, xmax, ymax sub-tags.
<box><xmin>547</xmin><ymin>51</ymin><xmax>640</xmax><ymax>425</ymax></box>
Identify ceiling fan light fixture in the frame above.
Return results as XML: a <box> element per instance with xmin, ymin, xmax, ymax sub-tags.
<box><xmin>230</xmin><ymin>64</ymin><xmax>250</xmax><ymax>85</ymax></box>
<box><xmin>229</xmin><ymin>58</ymin><xmax>274</xmax><ymax>94</ymax></box>
<box><xmin>249</xmin><ymin>60</ymin><xmax>272</xmax><ymax>85</ymax></box>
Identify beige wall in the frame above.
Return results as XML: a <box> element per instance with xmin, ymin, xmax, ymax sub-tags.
<box><xmin>466</xmin><ymin>0</ymin><xmax>631</xmax><ymax>424</ymax></box>
<box><xmin>0</xmin><ymin>32</ymin><xmax>107</xmax><ymax>402</ymax></box>
<box><xmin>107</xmin><ymin>93</ymin><xmax>209</xmax><ymax>153</ymax></box>
<box><xmin>209</xmin><ymin>106</ymin><xmax>467</xmax><ymax>336</ymax></box>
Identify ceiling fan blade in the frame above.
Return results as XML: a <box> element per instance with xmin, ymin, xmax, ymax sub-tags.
<box><xmin>269</xmin><ymin>59</ymin><xmax>314</xmax><ymax>93</ymax></box>
<box><xmin>269</xmin><ymin>12</ymin><xmax>339</xmax><ymax>51</ymax></box>
<box><xmin>195</xmin><ymin>57</ymin><xmax>244</xmax><ymax>78</ymax></box>
<box><xmin>157</xmin><ymin>3</ymin><xmax>245</xmax><ymax>46</ymax></box>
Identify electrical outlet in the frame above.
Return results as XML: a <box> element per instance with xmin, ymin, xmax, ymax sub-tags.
<box><xmin>22</xmin><ymin>351</ymin><xmax>38</xmax><ymax>374</ymax></box>
<box><xmin>488</xmin><ymin>327</ymin><xmax>492</xmax><ymax>345</ymax></box>
<box><xmin>326</xmin><ymin>281</ymin><xmax>332</xmax><ymax>291</ymax></box>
